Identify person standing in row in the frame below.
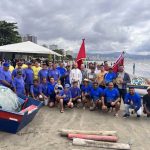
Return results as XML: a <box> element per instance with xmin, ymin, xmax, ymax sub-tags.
<box><xmin>116</xmin><ymin>66</ymin><xmax>131</xmax><ymax>103</ymax></box>
<box><xmin>0</xmin><ymin>63</ymin><xmax>12</xmax><ymax>88</ymax></box>
<box><xmin>38</xmin><ymin>62</ymin><xmax>48</xmax><ymax>83</ymax></box>
<box><xmin>12</xmin><ymin>62</ymin><xmax>26</xmax><ymax>80</ymax></box>
<box><xmin>70</xmin><ymin>63</ymin><xmax>82</xmax><ymax>86</ymax></box>
<box><xmin>32</xmin><ymin>61</ymin><xmax>41</xmax><ymax>80</ymax></box>
<box><xmin>48</xmin><ymin>63</ymin><xmax>60</xmax><ymax>82</ymax></box>
<box><xmin>57</xmin><ymin>62</ymin><xmax>66</xmax><ymax>86</ymax></box>
<box><xmin>24</xmin><ymin>62</ymin><xmax>34</xmax><ymax>96</ymax></box>
<box><xmin>97</xmin><ymin>65</ymin><xmax>107</xmax><ymax>89</ymax></box>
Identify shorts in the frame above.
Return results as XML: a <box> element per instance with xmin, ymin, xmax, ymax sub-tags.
<box><xmin>49</xmin><ymin>93</ymin><xmax>56</xmax><ymax>102</ymax></box>
<box><xmin>105</xmin><ymin>102</ymin><xmax>115</xmax><ymax>108</ymax></box>
<box><xmin>63</xmin><ymin>100</ymin><xmax>69</xmax><ymax>106</ymax></box>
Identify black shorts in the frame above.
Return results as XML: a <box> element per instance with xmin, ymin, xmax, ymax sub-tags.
<box><xmin>105</xmin><ymin>102</ymin><xmax>115</xmax><ymax>108</ymax></box>
<box><xmin>63</xmin><ymin>100</ymin><xmax>69</xmax><ymax>106</ymax></box>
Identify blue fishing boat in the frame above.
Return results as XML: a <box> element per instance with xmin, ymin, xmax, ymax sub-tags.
<box><xmin>0</xmin><ymin>95</ymin><xmax>43</xmax><ymax>134</ymax></box>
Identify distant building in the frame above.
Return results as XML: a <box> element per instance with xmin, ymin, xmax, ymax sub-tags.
<box><xmin>22</xmin><ymin>34</ymin><xmax>37</xmax><ymax>43</ymax></box>
<box><xmin>49</xmin><ymin>45</ymin><xmax>58</xmax><ymax>50</ymax></box>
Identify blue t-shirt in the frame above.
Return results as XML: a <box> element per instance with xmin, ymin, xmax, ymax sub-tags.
<box><xmin>12</xmin><ymin>69</ymin><xmax>26</xmax><ymax>79</ymax></box>
<box><xmin>12</xmin><ymin>77</ymin><xmax>25</xmax><ymax>95</ymax></box>
<box><xmin>81</xmin><ymin>84</ymin><xmax>91</xmax><ymax>94</ymax></box>
<box><xmin>40</xmin><ymin>82</ymin><xmax>50</xmax><ymax>96</ymax></box>
<box><xmin>0</xmin><ymin>69</ymin><xmax>12</xmax><ymax>86</ymax></box>
<box><xmin>30</xmin><ymin>85</ymin><xmax>42</xmax><ymax>97</ymax></box>
<box><xmin>103</xmin><ymin>88</ymin><xmax>119</xmax><ymax>102</ymax></box>
<box><xmin>125</xmin><ymin>93</ymin><xmax>141</xmax><ymax>109</ymax></box>
<box><xmin>24</xmin><ymin>68</ymin><xmax>34</xmax><ymax>85</ymax></box>
<box><xmin>90</xmin><ymin>87</ymin><xmax>103</xmax><ymax>101</ymax></box>
<box><xmin>64</xmin><ymin>71</ymin><xmax>70</xmax><ymax>84</ymax></box>
<box><xmin>38</xmin><ymin>69</ymin><xmax>48</xmax><ymax>83</ymax></box>
<box><xmin>57</xmin><ymin>67</ymin><xmax>66</xmax><ymax>77</ymax></box>
<box><xmin>48</xmin><ymin>69</ymin><xmax>60</xmax><ymax>81</ymax></box>
<box><xmin>70</xmin><ymin>87</ymin><xmax>81</xmax><ymax>98</ymax></box>
<box><xmin>59</xmin><ymin>89</ymin><xmax>72</xmax><ymax>101</ymax></box>
<box><xmin>104</xmin><ymin>72</ymin><xmax>116</xmax><ymax>84</ymax></box>
<box><xmin>47</xmin><ymin>82</ymin><xmax>57</xmax><ymax>95</ymax></box>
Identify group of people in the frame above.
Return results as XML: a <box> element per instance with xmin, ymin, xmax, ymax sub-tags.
<box><xmin>0</xmin><ymin>59</ymin><xmax>150</xmax><ymax>118</ymax></box>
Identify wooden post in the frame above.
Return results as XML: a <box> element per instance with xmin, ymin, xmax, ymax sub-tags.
<box><xmin>68</xmin><ymin>134</ymin><xmax>118</xmax><ymax>142</ymax></box>
<box><xmin>59</xmin><ymin>129</ymin><xmax>117</xmax><ymax>136</ymax></box>
<box><xmin>73</xmin><ymin>138</ymin><xmax>130</xmax><ymax>150</ymax></box>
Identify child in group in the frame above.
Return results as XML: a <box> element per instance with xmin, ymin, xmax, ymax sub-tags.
<box><xmin>48</xmin><ymin>77</ymin><xmax>57</xmax><ymax>107</ymax></box>
<box><xmin>12</xmin><ymin>70</ymin><xmax>25</xmax><ymax>95</ymax></box>
<box><xmin>70</xmin><ymin>80</ymin><xmax>81</xmax><ymax>107</ymax></box>
<box><xmin>90</xmin><ymin>82</ymin><xmax>103</xmax><ymax>111</ymax></box>
<box><xmin>81</xmin><ymin>78</ymin><xmax>91</xmax><ymax>109</ymax></box>
<box><xmin>30</xmin><ymin>79</ymin><xmax>43</xmax><ymax>100</ymax></box>
<box><xmin>57</xmin><ymin>84</ymin><xmax>73</xmax><ymax>113</ymax></box>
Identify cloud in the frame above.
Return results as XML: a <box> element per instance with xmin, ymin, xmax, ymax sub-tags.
<box><xmin>0</xmin><ymin>0</ymin><xmax>150</xmax><ymax>54</ymax></box>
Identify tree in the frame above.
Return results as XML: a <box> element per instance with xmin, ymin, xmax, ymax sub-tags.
<box><xmin>0</xmin><ymin>20</ymin><xmax>21</xmax><ymax>46</ymax></box>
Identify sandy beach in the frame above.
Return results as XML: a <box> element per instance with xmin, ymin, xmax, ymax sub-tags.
<box><xmin>0</xmin><ymin>106</ymin><xmax>150</xmax><ymax>150</ymax></box>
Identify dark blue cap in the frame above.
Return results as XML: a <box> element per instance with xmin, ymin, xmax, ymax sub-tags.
<box><xmin>3</xmin><ymin>62</ymin><xmax>10</xmax><ymax>67</ymax></box>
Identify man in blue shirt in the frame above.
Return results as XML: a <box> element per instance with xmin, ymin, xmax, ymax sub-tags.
<box><xmin>30</xmin><ymin>79</ymin><xmax>42</xmax><ymax>100</ymax></box>
<box><xmin>123</xmin><ymin>87</ymin><xmax>142</xmax><ymax>118</ymax></box>
<box><xmin>12</xmin><ymin>62</ymin><xmax>26</xmax><ymax>80</ymax></box>
<box><xmin>102</xmin><ymin>82</ymin><xmax>120</xmax><ymax>117</ymax></box>
<box><xmin>57</xmin><ymin>84</ymin><xmax>73</xmax><ymax>113</ymax></box>
<box><xmin>104</xmin><ymin>67</ymin><xmax>116</xmax><ymax>85</ymax></box>
<box><xmin>38</xmin><ymin>62</ymin><xmax>48</xmax><ymax>83</ymax></box>
<box><xmin>0</xmin><ymin>62</ymin><xmax>12</xmax><ymax>88</ymax></box>
<box><xmin>40</xmin><ymin>77</ymin><xmax>50</xmax><ymax>105</ymax></box>
<box><xmin>48</xmin><ymin>77</ymin><xmax>57</xmax><ymax>107</ymax></box>
<box><xmin>90</xmin><ymin>82</ymin><xmax>103</xmax><ymax>111</ymax></box>
<box><xmin>57</xmin><ymin>62</ymin><xmax>66</xmax><ymax>86</ymax></box>
<box><xmin>24</xmin><ymin>62</ymin><xmax>34</xmax><ymax>96</ymax></box>
<box><xmin>64</xmin><ymin>65</ymin><xmax>71</xmax><ymax>85</ymax></box>
<box><xmin>81</xmin><ymin>79</ymin><xmax>91</xmax><ymax>108</ymax></box>
<box><xmin>12</xmin><ymin>70</ymin><xmax>25</xmax><ymax>95</ymax></box>
<box><xmin>70</xmin><ymin>80</ymin><xmax>81</xmax><ymax>107</ymax></box>
<box><xmin>48</xmin><ymin>63</ymin><xmax>60</xmax><ymax>82</ymax></box>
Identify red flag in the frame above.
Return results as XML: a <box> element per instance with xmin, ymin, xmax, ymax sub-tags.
<box><xmin>76</xmin><ymin>39</ymin><xmax>86</xmax><ymax>69</ymax></box>
<box><xmin>112</xmin><ymin>52</ymin><xmax>124</xmax><ymax>73</ymax></box>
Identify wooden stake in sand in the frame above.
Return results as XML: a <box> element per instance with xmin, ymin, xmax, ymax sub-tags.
<box><xmin>68</xmin><ymin>134</ymin><xmax>118</xmax><ymax>142</ymax></box>
<box><xmin>59</xmin><ymin>129</ymin><xmax>117</xmax><ymax>136</ymax></box>
<box><xmin>73</xmin><ymin>138</ymin><xmax>130</xmax><ymax>150</ymax></box>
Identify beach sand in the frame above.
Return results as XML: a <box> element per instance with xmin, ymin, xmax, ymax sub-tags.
<box><xmin>0</xmin><ymin>106</ymin><xmax>150</xmax><ymax>150</ymax></box>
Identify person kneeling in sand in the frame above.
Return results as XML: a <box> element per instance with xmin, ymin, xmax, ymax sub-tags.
<box><xmin>81</xmin><ymin>79</ymin><xmax>91</xmax><ymax>109</ymax></box>
<box><xmin>123</xmin><ymin>86</ymin><xmax>142</xmax><ymax>118</ymax></box>
<box><xmin>102</xmin><ymin>82</ymin><xmax>120</xmax><ymax>117</ymax></box>
<box><xmin>70</xmin><ymin>80</ymin><xmax>81</xmax><ymax>108</ymax></box>
<box><xmin>57</xmin><ymin>84</ymin><xmax>73</xmax><ymax>113</ymax></box>
<box><xmin>143</xmin><ymin>87</ymin><xmax>150</xmax><ymax>117</ymax></box>
<box><xmin>90</xmin><ymin>82</ymin><xmax>103</xmax><ymax>111</ymax></box>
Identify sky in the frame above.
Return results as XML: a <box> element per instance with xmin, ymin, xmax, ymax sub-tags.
<box><xmin>0</xmin><ymin>0</ymin><xmax>150</xmax><ymax>54</ymax></box>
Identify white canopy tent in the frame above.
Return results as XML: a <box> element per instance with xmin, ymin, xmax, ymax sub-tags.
<box><xmin>0</xmin><ymin>41</ymin><xmax>62</xmax><ymax>57</ymax></box>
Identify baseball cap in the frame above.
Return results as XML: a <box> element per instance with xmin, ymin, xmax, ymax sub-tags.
<box><xmin>3</xmin><ymin>62</ymin><xmax>10</xmax><ymax>67</ymax></box>
<box><xmin>83</xmin><ymin>78</ymin><xmax>89</xmax><ymax>82</ymax></box>
<box><xmin>65</xmin><ymin>84</ymin><xmax>70</xmax><ymax>88</ymax></box>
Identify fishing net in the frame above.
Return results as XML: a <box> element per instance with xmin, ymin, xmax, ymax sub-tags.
<box><xmin>0</xmin><ymin>86</ymin><xmax>21</xmax><ymax>112</ymax></box>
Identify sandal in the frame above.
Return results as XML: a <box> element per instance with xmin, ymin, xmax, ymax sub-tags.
<box><xmin>60</xmin><ymin>110</ymin><xmax>64</xmax><ymax>113</ymax></box>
